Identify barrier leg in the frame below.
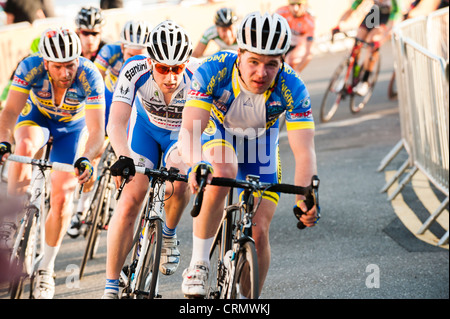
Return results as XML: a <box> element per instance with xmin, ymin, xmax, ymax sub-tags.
<box><xmin>417</xmin><ymin>197</ymin><xmax>449</xmax><ymax>234</ymax></box>
<box><xmin>387</xmin><ymin>166</ymin><xmax>418</xmax><ymax>201</ymax></box>
<box><xmin>380</xmin><ymin>158</ymin><xmax>409</xmax><ymax>193</ymax></box>
<box><xmin>438</xmin><ymin>231</ymin><xmax>448</xmax><ymax>246</ymax></box>
<box><xmin>377</xmin><ymin>140</ymin><xmax>404</xmax><ymax>172</ymax></box>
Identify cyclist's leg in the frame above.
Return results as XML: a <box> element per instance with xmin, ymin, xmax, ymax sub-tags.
<box><xmin>104</xmin><ymin>116</ymin><xmax>158</xmax><ymax>296</ymax></box>
<box><xmin>236</xmin><ymin>128</ymin><xmax>280</xmax><ymax>297</ymax></box>
<box><xmin>183</xmin><ymin>119</ymin><xmax>238</xmax><ymax>296</ymax></box>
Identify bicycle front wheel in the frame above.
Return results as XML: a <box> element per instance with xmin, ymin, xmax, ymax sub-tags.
<box><xmin>320</xmin><ymin>58</ymin><xmax>348</xmax><ymax>122</ymax></box>
<box><xmin>136</xmin><ymin>218</ymin><xmax>162</xmax><ymax>299</ymax></box>
<box><xmin>230</xmin><ymin>241</ymin><xmax>259</xmax><ymax>299</ymax></box>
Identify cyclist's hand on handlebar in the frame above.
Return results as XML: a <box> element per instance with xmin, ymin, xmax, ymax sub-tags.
<box><xmin>293</xmin><ymin>200</ymin><xmax>319</xmax><ymax>228</ymax></box>
<box><xmin>187</xmin><ymin>161</ymin><xmax>214</xmax><ymax>194</ymax></box>
<box><xmin>74</xmin><ymin>157</ymin><xmax>94</xmax><ymax>184</ymax></box>
<box><xmin>0</xmin><ymin>141</ymin><xmax>12</xmax><ymax>164</ymax></box>
<box><xmin>110</xmin><ymin>155</ymin><xmax>136</xmax><ymax>188</ymax></box>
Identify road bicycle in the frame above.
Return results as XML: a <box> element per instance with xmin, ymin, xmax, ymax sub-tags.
<box><xmin>190</xmin><ymin>165</ymin><xmax>320</xmax><ymax>299</ymax></box>
<box><xmin>4</xmin><ymin>149</ymin><xmax>73</xmax><ymax>299</ymax></box>
<box><xmin>78</xmin><ymin>142</ymin><xmax>116</xmax><ymax>279</ymax></box>
<box><xmin>320</xmin><ymin>32</ymin><xmax>381</xmax><ymax>122</ymax></box>
<box><xmin>118</xmin><ymin>166</ymin><xmax>188</xmax><ymax>299</ymax></box>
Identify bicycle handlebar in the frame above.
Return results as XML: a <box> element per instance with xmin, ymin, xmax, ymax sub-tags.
<box><xmin>7</xmin><ymin>154</ymin><xmax>75</xmax><ymax>173</ymax></box>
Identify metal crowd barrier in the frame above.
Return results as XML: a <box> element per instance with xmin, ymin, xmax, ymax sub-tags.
<box><xmin>378</xmin><ymin>8</ymin><xmax>449</xmax><ymax>246</ymax></box>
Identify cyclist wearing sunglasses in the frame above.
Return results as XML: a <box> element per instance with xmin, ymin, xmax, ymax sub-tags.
<box><xmin>179</xmin><ymin>12</ymin><xmax>318</xmax><ymax>298</ymax></box>
<box><xmin>192</xmin><ymin>7</ymin><xmax>239</xmax><ymax>58</ymax></box>
<box><xmin>75</xmin><ymin>6</ymin><xmax>108</xmax><ymax>62</ymax></box>
<box><xmin>66</xmin><ymin>20</ymin><xmax>153</xmax><ymax>239</ymax></box>
<box><xmin>0</xmin><ymin>27</ymin><xmax>105</xmax><ymax>298</ymax></box>
<box><xmin>102</xmin><ymin>20</ymin><xmax>201</xmax><ymax>299</ymax></box>
<box><xmin>276</xmin><ymin>0</ymin><xmax>315</xmax><ymax>73</ymax></box>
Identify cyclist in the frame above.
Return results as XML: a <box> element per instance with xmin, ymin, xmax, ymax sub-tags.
<box><xmin>179</xmin><ymin>12</ymin><xmax>319</xmax><ymax>298</ymax></box>
<box><xmin>102</xmin><ymin>20</ymin><xmax>201</xmax><ymax>299</ymax></box>
<box><xmin>276</xmin><ymin>0</ymin><xmax>315</xmax><ymax>73</ymax></box>
<box><xmin>0</xmin><ymin>27</ymin><xmax>105</xmax><ymax>298</ymax></box>
<box><xmin>406</xmin><ymin>0</ymin><xmax>449</xmax><ymax>18</ymax></box>
<box><xmin>75</xmin><ymin>6</ymin><xmax>108</xmax><ymax>62</ymax></box>
<box><xmin>67</xmin><ymin>20</ymin><xmax>151</xmax><ymax>238</ymax></box>
<box><xmin>333</xmin><ymin>0</ymin><xmax>402</xmax><ymax>96</ymax></box>
<box><xmin>192</xmin><ymin>7</ymin><xmax>238</xmax><ymax>58</ymax></box>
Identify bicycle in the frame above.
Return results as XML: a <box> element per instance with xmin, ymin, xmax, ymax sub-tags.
<box><xmin>190</xmin><ymin>166</ymin><xmax>320</xmax><ymax>299</ymax></box>
<box><xmin>118</xmin><ymin>166</ymin><xmax>188</xmax><ymax>299</ymax></box>
<box><xmin>4</xmin><ymin>149</ymin><xmax>74</xmax><ymax>299</ymax></box>
<box><xmin>320</xmin><ymin>31</ymin><xmax>381</xmax><ymax>122</ymax></box>
<box><xmin>78</xmin><ymin>141</ymin><xmax>117</xmax><ymax>279</ymax></box>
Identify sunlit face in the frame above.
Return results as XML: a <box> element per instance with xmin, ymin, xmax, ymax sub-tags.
<box><xmin>217</xmin><ymin>25</ymin><xmax>236</xmax><ymax>46</ymax></box>
<box><xmin>288</xmin><ymin>1</ymin><xmax>307</xmax><ymax>17</ymax></box>
<box><xmin>121</xmin><ymin>45</ymin><xmax>147</xmax><ymax>62</ymax></box>
<box><xmin>44</xmin><ymin>59</ymin><xmax>79</xmax><ymax>89</ymax></box>
<box><xmin>78</xmin><ymin>28</ymin><xmax>102</xmax><ymax>55</ymax></box>
<box><xmin>152</xmin><ymin>61</ymin><xmax>186</xmax><ymax>95</ymax></box>
<box><xmin>237</xmin><ymin>50</ymin><xmax>282</xmax><ymax>94</ymax></box>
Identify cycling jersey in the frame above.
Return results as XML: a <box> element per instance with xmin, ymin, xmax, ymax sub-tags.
<box><xmin>112</xmin><ymin>55</ymin><xmax>202</xmax><ymax>168</ymax></box>
<box><xmin>275</xmin><ymin>6</ymin><xmax>315</xmax><ymax>46</ymax></box>
<box><xmin>10</xmin><ymin>53</ymin><xmax>105</xmax><ymax>164</ymax></box>
<box><xmin>199</xmin><ymin>25</ymin><xmax>239</xmax><ymax>51</ymax></box>
<box><xmin>185</xmin><ymin>51</ymin><xmax>314</xmax><ymax>203</ymax></box>
<box><xmin>352</xmin><ymin>0</ymin><xmax>401</xmax><ymax>21</ymax></box>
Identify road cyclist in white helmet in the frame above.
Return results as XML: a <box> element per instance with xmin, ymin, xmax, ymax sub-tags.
<box><xmin>102</xmin><ymin>20</ymin><xmax>202</xmax><ymax>299</ymax></box>
<box><xmin>192</xmin><ymin>7</ymin><xmax>239</xmax><ymax>58</ymax></box>
<box><xmin>0</xmin><ymin>27</ymin><xmax>106</xmax><ymax>298</ymax></box>
<box><xmin>67</xmin><ymin>20</ymin><xmax>152</xmax><ymax>238</ymax></box>
<box><xmin>179</xmin><ymin>11</ymin><xmax>319</xmax><ymax>298</ymax></box>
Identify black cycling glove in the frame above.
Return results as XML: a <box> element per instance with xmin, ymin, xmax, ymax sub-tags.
<box><xmin>0</xmin><ymin>142</ymin><xmax>12</xmax><ymax>163</ymax></box>
<box><xmin>110</xmin><ymin>155</ymin><xmax>136</xmax><ymax>177</ymax></box>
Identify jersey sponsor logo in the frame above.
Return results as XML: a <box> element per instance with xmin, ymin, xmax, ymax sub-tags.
<box><xmin>125</xmin><ymin>62</ymin><xmax>147</xmax><ymax>81</ymax></box>
<box><xmin>289</xmin><ymin>110</ymin><xmax>312</xmax><ymax>119</ymax></box>
<box><xmin>119</xmin><ymin>85</ymin><xmax>130</xmax><ymax>95</ymax></box>
<box><xmin>13</xmin><ymin>76</ymin><xmax>29</xmax><ymax>87</ymax></box>
<box><xmin>87</xmin><ymin>95</ymin><xmax>104</xmax><ymax>103</ymax></box>
<box><xmin>188</xmin><ymin>89</ymin><xmax>209</xmax><ymax>98</ymax></box>
<box><xmin>207</xmin><ymin>68</ymin><xmax>227</xmax><ymax>95</ymax></box>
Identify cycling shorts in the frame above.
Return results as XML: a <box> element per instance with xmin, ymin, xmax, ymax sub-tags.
<box><xmin>201</xmin><ymin>116</ymin><xmax>282</xmax><ymax>205</ymax></box>
<box><xmin>15</xmin><ymin>99</ymin><xmax>87</xmax><ymax>165</ymax></box>
<box><xmin>127</xmin><ymin>110</ymin><xmax>179</xmax><ymax>170</ymax></box>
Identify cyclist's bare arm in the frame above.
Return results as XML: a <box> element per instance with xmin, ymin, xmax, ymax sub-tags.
<box><xmin>0</xmin><ymin>90</ymin><xmax>29</xmax><ymax>144</ymax></box>
<box><xmin>192</xmin><ymin>42</ymin><xmax>208</xmax><ymax>58</ymax></box>
<box><xmin>107</xmin><ymin>100</ymin><xmax>133</xmax><ymax>185</ymax></box>
<box><xmin>179</xmin><ymin>105</ymin><xmax>211</xmax><ymax>192</ymax></box>
<box><xmin>287</xmin><ymin>128</ymin><xmax>318</xmax><ymax>226</ymax></box>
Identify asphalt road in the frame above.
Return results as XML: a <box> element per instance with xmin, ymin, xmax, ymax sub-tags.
<box><xmin>1</xmin><ymin>43</ymin><xmax>448</xmax><ymax>304</ymax></box>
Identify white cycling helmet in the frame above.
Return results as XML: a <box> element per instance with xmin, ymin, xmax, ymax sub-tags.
<box><xmin>237</xmin><ymin>12</ymin><xmax>291</xmax><ymax>56</ymax></box>
<box><xmin>147</xmin><ymin>20</ymin><xmax>193</xmax><ymax>65</ymax></box>
<box><xmin>39</xmin><ymin>27</ymin><xmax>82</xmax><ymax>63</ymax></box>
<box><xmin>120</xmin><ymin>20</ymin><xmax>152</xmax><ymax>48</ymax></box>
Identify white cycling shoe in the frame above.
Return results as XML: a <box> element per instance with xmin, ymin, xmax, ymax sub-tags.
<box><xmin>181</xmin><ymin>261</ymin><xmax>209</xmax><ymax>298</ymax></box>
<box><xmin>33</xmin><ymin>269</ymin><xmax>56</xmax><ymax>299</ymax></box>
<box><xmin>160</xmin><ymin>235</ymin><xmax>180</xmax><ymax>275</ymax></box>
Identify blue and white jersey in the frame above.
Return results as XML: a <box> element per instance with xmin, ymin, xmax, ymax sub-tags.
<box><xmin>112</xmin><ymin>55</ymin><xmax>202</xmax><ymax>131</ymax></box>
<box><xmin>185</xmin><ymin>50</ymin><xmax>314</xmax><ymax>139</ymax></box>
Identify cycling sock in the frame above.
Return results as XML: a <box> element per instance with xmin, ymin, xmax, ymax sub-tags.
<box><xmin>76</xmin><ymin>190</ymin><xmax>93</xmax><ymax>214</ymax></box>
<box><xmin>104</xmin><ymin>279</ymin><xmax>120</xmax><ymax>295</ymax></box>
<box><xmin>362</xmin><ymin>70</ymin><xmax>371</xmax><ymax>82</ymax></box>
<box><xmin>38</xmin><ymin>243</ymin><xmax>60</xmax><ymax>271</ymax></box>
<box><xmin>162</xmin><ymin>223</ymin><xmax>176</xmax><ymax>238</ymax></box>
<box><xmin>190</xmin><ymin>235</ymin><xmax>214</xmax><ymax>268</ymax></box>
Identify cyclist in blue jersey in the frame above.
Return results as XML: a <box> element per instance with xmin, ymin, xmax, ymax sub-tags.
<box><xmin>67</xmin><ymin>20</ymin><xmax>152</xmax><ymax>238</ymax></box>
<box><xmin>192</xmin><ymin>7</ymin><xmax>239</xmax><ymax>58</ymax></box>
<box><xmin>75</xmin><ymin>6</ymin><xmax>108</xmax><ymax>62</ymax></box>
<box><xmin>179</xmin><ymin>12</ymin><xmax>318</xmax><ymax>298</ymax></box>
<box><xmin>334</xmin><ymin>0</ymin><xmax>402</xmax><ymax>96</ymax></box>
<box><xmin>0</xmin><ymin>27</ymin><xmax>105</xmax><ymax>298</ymax></box>
<box><xmin>102</xmin><ymin>20</ymin><xmax>200</xmax><ymax>299</ymax></box>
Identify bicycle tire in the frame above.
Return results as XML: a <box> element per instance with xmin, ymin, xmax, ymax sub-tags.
<box><xmin>136</xmin><ymin>218</ymin><xmax>162</xmax><ymax>299</ymax></box>
<box><xmin>79</xmin><ymin>173</ymin><xmax>108</xmax><ymax>279</ymax></box>
<box><xmin>320</xmin><ymin>57</ymin><xmax>348</xmax><ymax>122</ymax></box>
<box><xmin>9</xmin><ymin>209</ymin><xmax>37</xmax><ymax>299</ymax></box>
<box><xmin>230</xmin><ymin>240</ymin><xmax>259</xmax><ymax>299</ymax></box>
<box><xmin>350</xmin><ymin>55</ymin><xmax>381</xmax><ymax>113</ymax></box>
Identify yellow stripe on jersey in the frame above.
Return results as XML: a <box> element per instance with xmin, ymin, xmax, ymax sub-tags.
<box><xmin>185</xmin><ymin>99</ymin><xmax>212</xmax><ymax>112</ymax></box>
<box><xmin>10</xmin><ymin>86</ymin><xmax>30</xmax><ymax>95</ymax></box>
<box><xmin>286</xmin><ymin>121</ymin><xmax>315</xmax><ymax>131</ymax></box>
